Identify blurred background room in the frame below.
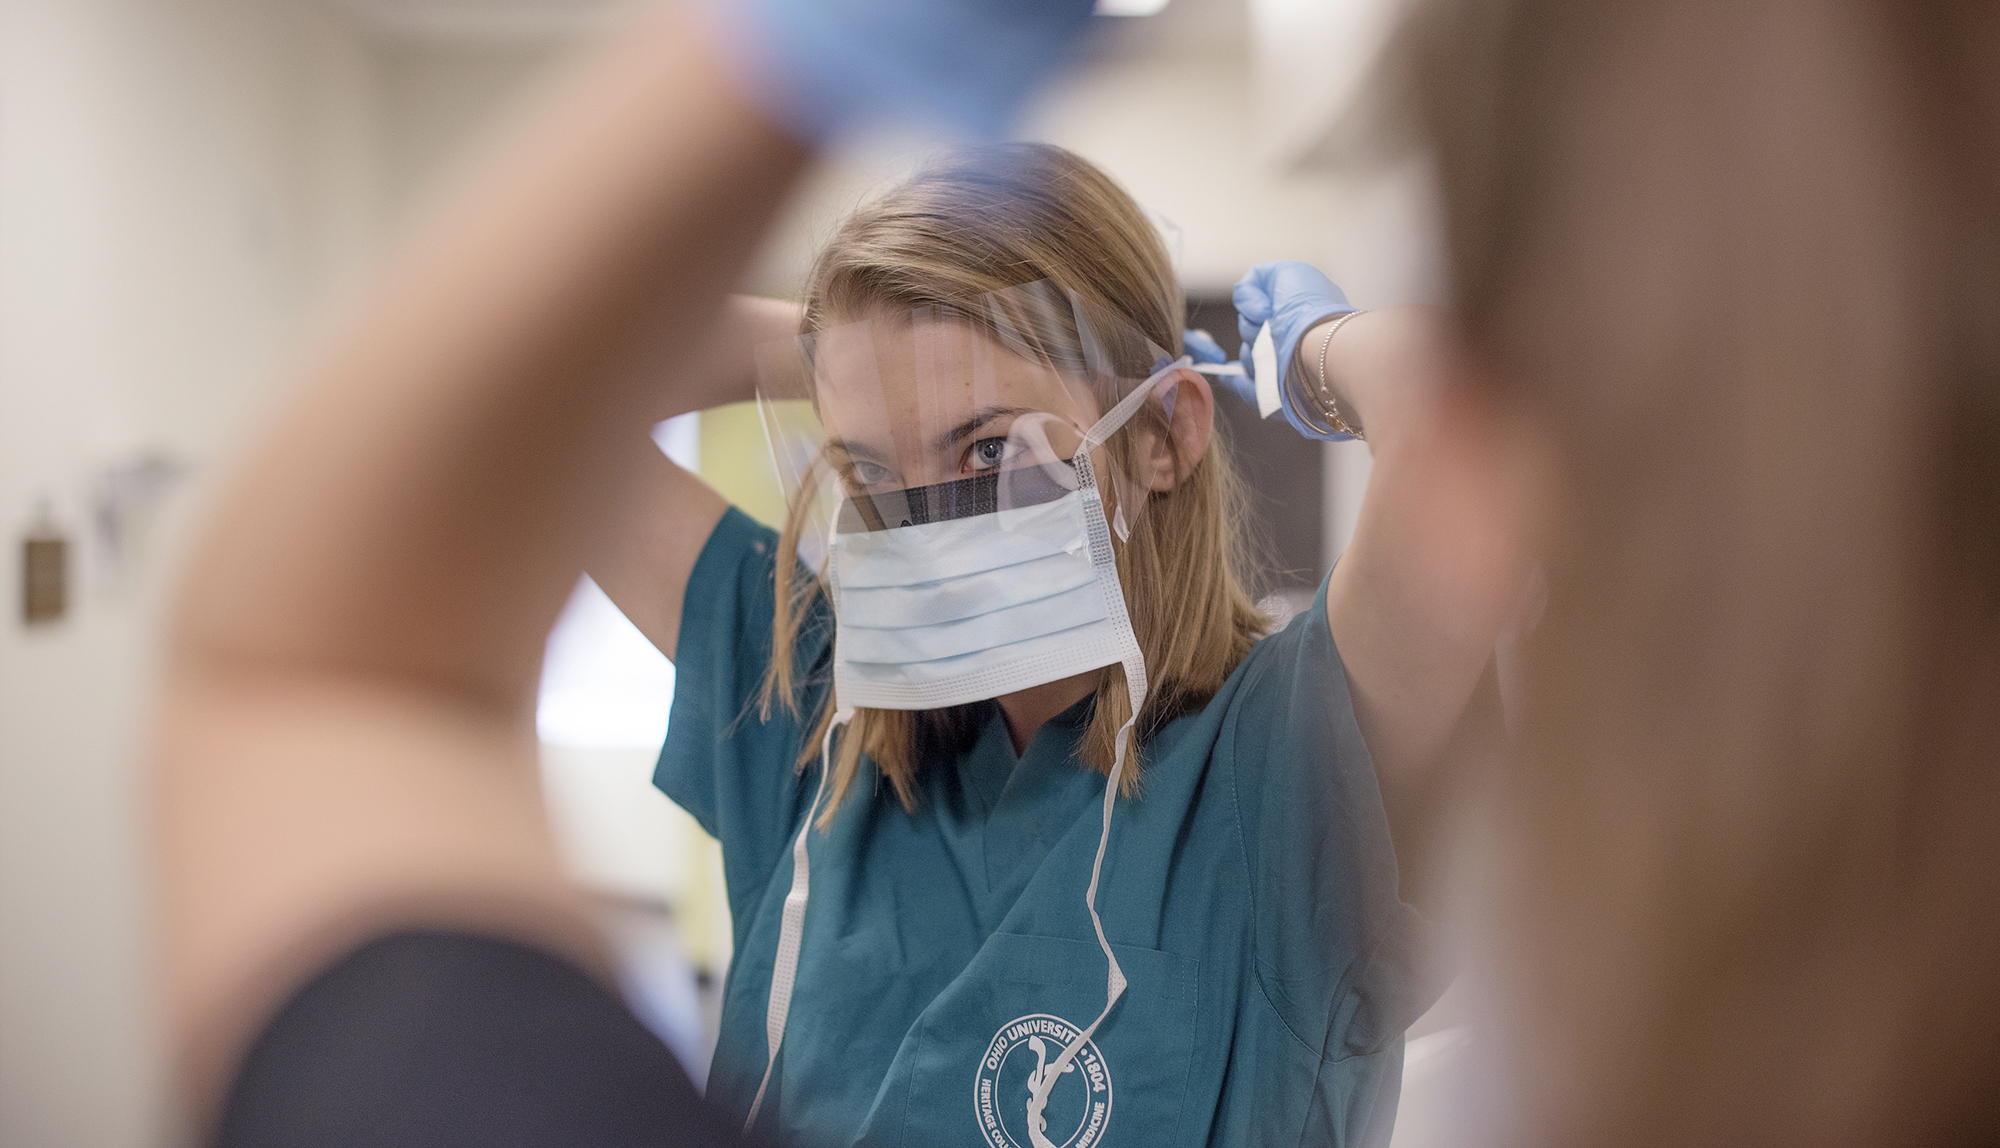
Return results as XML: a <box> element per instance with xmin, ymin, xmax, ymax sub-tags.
<box><xmin>0</xmin><ymin>1</ymin><xmax>1445</xmax><ymax>1142</ymax></box>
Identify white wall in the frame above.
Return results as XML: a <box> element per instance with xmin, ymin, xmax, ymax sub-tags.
<box><xmin>0</xmin><ymin>2</ymin><xmax>381</xmax><ymax>1143</ymax></box>
<box><xmin>373</xmin><ymin>37</ymin><xmax>563</xmax><ymax>221</ymax></box>
<box><xmin>734</xmin><ymin>12</ymin><xmax>1440</xmax><ymax>301</ymax></box>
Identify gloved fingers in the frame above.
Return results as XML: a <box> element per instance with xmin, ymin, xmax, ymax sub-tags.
<box><xmin>1231</xmin><ymin>264</ymin><xmax>1279</xmax><ymax>330</ymax></box>
<box><xmin>1252</xmin><ymin>261</ymin><xmax>1353</xmax><ymax>403</ymax></box>
<box><xmin>712</xmin><ymin>0</ymin><xmax>1097</xmax><ymax>144</ymax></box>
<box><xmin>1267</xmin><ymin>261</ymin><xmax>1348</xmax><ymax>313</ymax></box>
<box><xmin>1181</xmin><ymin>329</ymin><xmax>1256</xmax><ymax>406</ymax></box>
<box><xmin>1226</xmin><ymin>260</ymin><xmax>1368</xmax><ymax>435</ymax></box>
<box><xmin>1181</xmin><ymin>328</ymin><xmax>1230</xmax><ymax>365</ymax></box>
<box><xmin>1237</xmin><ymin>314</ymin><xmax>1261</xmax><ymax>356</ymax></box>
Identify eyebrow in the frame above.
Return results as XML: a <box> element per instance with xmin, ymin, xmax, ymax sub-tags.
<box><xmin>824</xmin><ymin>437</ymin><xmax>885</xmax><ymax>465</ymax></box>
<box><xmin>824</xmin><ymin>405</ymin><xmax>1042</xmax><ymax>469</ymax></box>
<box><xmin>931</xmin><ymin>405</ymin><xmax>1037</xmax><ymax>454</ymax></box>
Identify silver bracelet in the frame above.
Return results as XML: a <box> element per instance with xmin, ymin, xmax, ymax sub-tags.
<box><xmin>1312</xmin><ymin>310</ymin><xmax>1368</xmax><ymax>440</ymax></box>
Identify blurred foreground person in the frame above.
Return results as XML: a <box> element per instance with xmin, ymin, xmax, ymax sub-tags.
<box><xmin>150</xmin><ymin>0</ymin><xmax>1093</xmax><ymax>1144</ymax></box>
<box><xmin>1394</xmin><ymin>0</ymin><xmax>2000</xmax><ymax>1144</ymax></box>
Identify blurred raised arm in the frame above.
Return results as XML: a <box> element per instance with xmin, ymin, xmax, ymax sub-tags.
<box><xmin>587</xmin><ymin>293</ymin><xmax>803</xmax><ymax>661</ymax></box>
<box><xmin>1315</xmin><ymin>306</ymin><xmax>1529</xmax><ymax>907</ymax></box>
<box><xmin>1231</xmin><ymin>262</ymin><xmax>1527</xmax><ymax>909</ymax></box>
<box><xmin>154</xmin><ymin>10</ymin><xmax>808</xmax><ymax>1114</ymax></box>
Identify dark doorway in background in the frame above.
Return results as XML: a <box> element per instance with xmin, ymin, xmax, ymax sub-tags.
<box><xmin>1185</xmin><ymin>296</ymin><xmax>1326</xmax><ymax>599</ymax></box>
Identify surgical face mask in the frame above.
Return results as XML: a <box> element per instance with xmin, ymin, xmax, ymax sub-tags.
<box><xmin>825</xmin><ymin>368</ymin><xmax>1166</xmax><ymax>712</ymax></box>
<box><xmin>744</xmin><ymin>283</ymin><xmax>1185</xmax><ymax>1135</ymax></box>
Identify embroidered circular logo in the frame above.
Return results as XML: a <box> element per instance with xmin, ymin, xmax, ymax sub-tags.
<box><xmin>973</xmin><ymin>1014</ymin><xmax>1113</xmax><ymax>1148</ymax></box>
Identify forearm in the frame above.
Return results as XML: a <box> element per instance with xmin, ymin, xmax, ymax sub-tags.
<box><xmin>1318</xmin><ymin>308</ymin><xmax>1518</xmax><ymax>903</ymax></box>
<box><xmin>1295</xmin><ymin>306</ymin><xmax>1450</xmax><ymax>445</ymax></box>
<box><xmin>157</xmin><ymin>8</ymin><xmax>806</xmax><ymax>1110</ymax></box>
<box><xmin>1332</xmin><ymin>430</ymin><xmax>1508</xmax><ymax>773</ymax></box>
<box><xmin>649</xmin><ymin>294</ymin><xmax>805</xmax><ymax>420</ymax></box>
<box><xmin>588</xmin><ymin>291</ymin><xmax>795</xmax><ymax>657</ymax></box>
<box><xmin>585</xmin><ymin>442</ymin><xmax>730</xmax><ymax>659</ymax></box>
<box><xmin>172</xmin><ymin>15</ymin><xmax>806</xmax><ymax>704</ymax></box>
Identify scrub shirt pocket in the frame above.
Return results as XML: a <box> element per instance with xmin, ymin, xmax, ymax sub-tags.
<box><xmin>877</xmin><ymin>933</ymin><xmax>1199</xmax><ymax>1148</ymax></box>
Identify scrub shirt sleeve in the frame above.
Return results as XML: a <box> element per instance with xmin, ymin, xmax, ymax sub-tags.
<box><xmin>654</xmin><ymin>507</ymin><xmax>832</xmax><ymax>923</ymax></box>
<box><xmin>1228</xmin><ymin>578</ymin><xmax>1445</xmax><ymax>1070</ymax></box>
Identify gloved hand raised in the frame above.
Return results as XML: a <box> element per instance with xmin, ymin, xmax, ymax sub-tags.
<box><xmin>1182</xmin><ymin>328</ymin><xmax>1255</xmax><ymax>408</ymax></box>
<box><xmin>710</xmin><ymin>0</ymin><xmax>1097</xmax><ymax>144</ymax></box>
<box><xmin>1230</xmin><ymin>261</ymin><xmax>1358</xmax><ymax>441</ymax></box>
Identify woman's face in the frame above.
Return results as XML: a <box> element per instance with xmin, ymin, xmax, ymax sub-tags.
<box><xmin>811</xmin><ymin>313</ymin><xmax>1106</xmax><ymax>501</ymax></box>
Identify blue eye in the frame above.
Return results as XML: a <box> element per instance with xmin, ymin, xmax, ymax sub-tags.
<box><xmin>967</xmin><ymin>437</ymin><xmax>1010</xmax><ymax>471</ymax></box>
<box><xmin>847</xmin><ymin>460</ymin><xmax>893</xmax><ymax>488</ymax></box>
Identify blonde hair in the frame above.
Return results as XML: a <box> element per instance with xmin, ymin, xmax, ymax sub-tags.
<box><xmin>761</xmin><ymin>143</ymin><xmax>1268</xmax><ymax>826</ymax></box>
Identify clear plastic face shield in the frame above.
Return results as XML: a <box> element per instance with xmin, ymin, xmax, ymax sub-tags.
<box><xmin>746</xmin><ymin>283</ymin><xmax>1194</xmax><ymax>1138</ymax></box>
<box><xmin>755</xmin><ymin>280</ymin><xmax>1184</xmax><ymax>713</ymax></box>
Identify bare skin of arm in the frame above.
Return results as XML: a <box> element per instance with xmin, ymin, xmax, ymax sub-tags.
<box><xmin>154</xmin><ymin>10</ymin><xmax>808</xmax><ymax>1120</ymax></box>
<box><xmin>586</xmin><ymin>294</ymin><xmax>801</xmax><ymax>661</ymax></box>
<box><xmin>1318</xmin><ymin>308</ymin><xmax>1532</xmax><ymax>910</ymax></box>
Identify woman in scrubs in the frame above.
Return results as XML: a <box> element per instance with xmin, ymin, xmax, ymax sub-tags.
<box><xmin>592</xmin><ymin>143</ymin><xmax>1510</xmax><ymax>1147</ymax></box>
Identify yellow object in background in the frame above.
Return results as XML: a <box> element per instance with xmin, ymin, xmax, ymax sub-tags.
<box><xmin>673</xmin><ymin>809</ymin><xmax>733</xmax><ymax>980</ymax></box>
<box><xmin>698</xmin><ymin>399</ymin><xmax>826</xmax><ymax>530</ymax></box>
<box><xmin>700</xmin><ymin>402</ymin><xmax>796</xmax><ymax>529</ymax></box>
<box><xmin>645</xmin><ymin>398</ymin><xmax>817</xmax><ymax>992</ymax></box>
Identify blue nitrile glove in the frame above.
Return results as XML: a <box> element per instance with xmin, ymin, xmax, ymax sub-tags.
<box><xmin>1231</xmin><ymin>261</ymin><xmax>1359</xmax><ymax>440</ymax></box>
<box><xmin>710</xmin><ymin>0</ymin><xmax>1097</xmax><ymax>145</ymax></box>
<box><xmin>1182</xmin><ymin>328</ymin><xmax>1256</xmax><ymax>408</ymax></box>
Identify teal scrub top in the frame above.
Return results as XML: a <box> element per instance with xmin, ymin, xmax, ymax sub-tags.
<box><xmin>656</xmin><ymin>508</ymin><xmax>1437</xmax><ymax>1148</ymax></box>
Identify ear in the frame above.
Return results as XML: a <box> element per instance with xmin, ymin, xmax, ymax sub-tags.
<box><xmin>1144</xmin><ymin>368</ymin><xmax>1214</xmax><ymax>492</ymax></box>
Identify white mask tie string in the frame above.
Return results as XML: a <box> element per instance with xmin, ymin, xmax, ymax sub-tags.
<box><xmin>1022</xmin><ymin>431</ymin><xmax>1150</xmax><ymax>1148</ymax></box>
<box><xmin>1179</xmin><ymin>322</ymin><xmax>1282</xmax><ymax>418</ymax></box>
<box><xmin>744</xmin><ymin>704</ymin><xmax>853</xmax><ymax>1135</ymax></box>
